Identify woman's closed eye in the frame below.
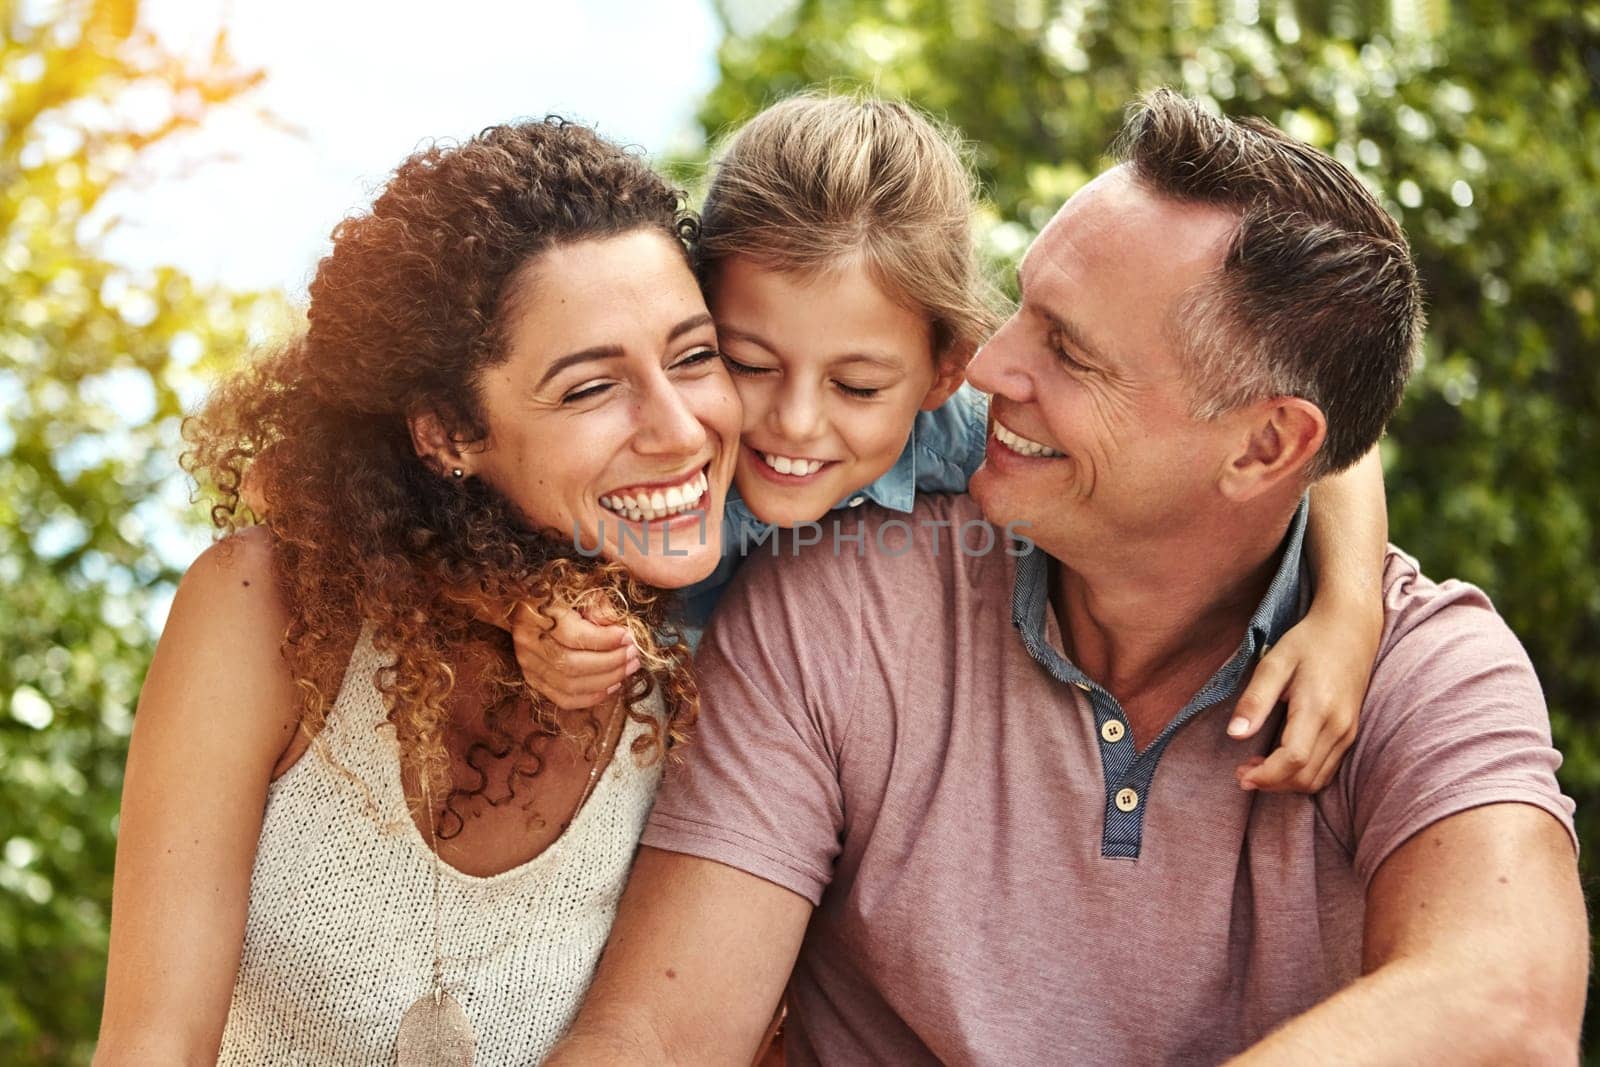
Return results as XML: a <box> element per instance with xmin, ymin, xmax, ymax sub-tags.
<box><xmin>562</xmin><ymin>348</ymin><xmax>721</xmax><ymax>404</ymax></box>
<box><xmin>671</xmin><ymin>346</ymin><xmax>722</xmax><ymax>372</ymax></box>
<box><xmin>561</xmin><ymin>380</ymin><xmax>615</xmax><ymax>405</ymax></box>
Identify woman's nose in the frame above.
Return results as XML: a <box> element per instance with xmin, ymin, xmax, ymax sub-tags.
<box><xmin>634</xmin><ymin>372</ymin><xmax>708</xmax><ymax>457</ymax></box>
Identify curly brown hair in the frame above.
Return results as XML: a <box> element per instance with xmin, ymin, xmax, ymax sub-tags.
<box><xmin>183</xmin><ymin>119</ymin><xmax>702</xmax><ymax>828</ymax></box>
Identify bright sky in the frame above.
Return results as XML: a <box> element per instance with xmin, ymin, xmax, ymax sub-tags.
<box><xmin>101</xmin><ymin>0</ymin><xmax>724</xmax><ymax>296</ymax></box>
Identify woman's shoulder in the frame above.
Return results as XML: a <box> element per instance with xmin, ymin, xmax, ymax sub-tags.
<box><xmin>173</xmin><ymin>527</ymin><xmax>295</xmax><ymax>639</ymax></box>
<box><xmin>135</xmin><ymin>527</ymin><xmax>308</xmax><ymax>795</ymax></box>
<box><xmin>164</xmin><ymin>527</ymin><xmax>300</xmax><ymax>718</ymax></box>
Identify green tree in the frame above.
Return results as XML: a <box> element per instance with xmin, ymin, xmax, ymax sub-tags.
<box><xmin>0</xmin><ymin>1</ymin><xmax>277</xmax><ymax>1060</ymax></box>
<box><xmin>696</xmin><ymin>0</ymin><xmax>1600</xmax><ymax>1041</ymax></box>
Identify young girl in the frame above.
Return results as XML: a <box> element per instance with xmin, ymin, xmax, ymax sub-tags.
<box><xmin>518</xmin><ymin>92</ymin><xmax>1388</xmax><ymax>794</ymax></box>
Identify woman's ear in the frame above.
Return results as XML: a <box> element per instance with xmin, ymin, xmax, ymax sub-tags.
<box><xmin>919</xmin><ymin>346</ymin><xmax>971</xmax><ymax>412</ymax></box>
<box><xmin>407</xmin><ymin>409</ymin><xmax>473</xmax><ymax>481</ymax></box>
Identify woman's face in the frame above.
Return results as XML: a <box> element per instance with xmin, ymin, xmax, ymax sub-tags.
<box><xmin>463</xmin><ymin>229</ymin><xmax>742</xmax><ymax>589</ymax></box>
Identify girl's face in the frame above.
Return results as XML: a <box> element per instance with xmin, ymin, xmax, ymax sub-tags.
<box><xmin>458</xmin><ymin>230</ymin><xmax>743</xmax><ymax>589</ymax></box>
<box><xmin>710</xmin><ymin>255</ymin><xmax>963</xmax><ymax>527</ymax></box>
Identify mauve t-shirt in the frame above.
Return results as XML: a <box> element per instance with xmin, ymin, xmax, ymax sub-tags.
<box><xmin>642</xmin><ymin>494</ymin><xmax>1576</xmax><ymax>1066</ymax></box>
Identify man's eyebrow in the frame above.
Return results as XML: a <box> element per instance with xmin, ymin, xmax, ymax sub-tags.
<box><xmin>538</xmin><ymin>312</ymin><xmax>716</xmax><ymax>389</ymax></box>
<box><xmin>1017</xmin><ymin>261</ymin><xmax>1116</xmax><ymax>367</ymax></box>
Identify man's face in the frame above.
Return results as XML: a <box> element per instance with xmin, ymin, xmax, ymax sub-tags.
<box><xmin>966</xmin><ymin>166</ymin><xmax>1242</xmax><ymax>562</ymax></box>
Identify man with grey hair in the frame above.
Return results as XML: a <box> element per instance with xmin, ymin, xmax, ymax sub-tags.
<box><xmin>549</xmin><ymin>90</ymin><xmax>1586</xmax><ymax>1064</ymax></box>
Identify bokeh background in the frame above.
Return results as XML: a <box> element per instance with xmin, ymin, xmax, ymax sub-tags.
<box><xmin>2</xmin><ymin>0</ymin><xmax>1596</xmax><ymax>1061</ymax></box>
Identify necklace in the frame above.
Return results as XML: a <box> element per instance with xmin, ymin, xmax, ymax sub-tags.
<box><xmin>394</xmin><ymin>695</ymin><xmax>629</xmax><ymax>1066</ymax></box>
<box><xmin>563</xmin><ymin>698</ymin><xmax>628</xmax><ymax>830</ymax></box>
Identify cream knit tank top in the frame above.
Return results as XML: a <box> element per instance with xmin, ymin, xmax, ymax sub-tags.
<box><xmin>216</xmin><ymin>629</ymin><xmax>663</xmax><ymax>1065</ymax></box>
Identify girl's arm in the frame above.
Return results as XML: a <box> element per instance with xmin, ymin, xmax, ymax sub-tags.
<box><xmin>1230</xmin><ymin>445</ymin><xmax>1389</xmax><ymax>793</ymax></box>
<box><xmin>95</xmin><ymin>530</ymin><xmax>302</xmax><ymax>1065</ymax></box>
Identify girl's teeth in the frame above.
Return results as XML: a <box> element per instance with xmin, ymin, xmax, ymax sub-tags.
<box><xmin>761</xmin><ymin>453</ymin><xmax>823</xmax><ymax>476</ymax></box>
<box><xmin>665</xmin><ymin>486</ymin><xmax>684</xmax><ymax>508</ymax></box>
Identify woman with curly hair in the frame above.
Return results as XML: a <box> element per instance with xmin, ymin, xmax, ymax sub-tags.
<box><xmin>94</xmin><ymin>119</ymin><xmax>741</xmax><ymax>1065</ymax></box>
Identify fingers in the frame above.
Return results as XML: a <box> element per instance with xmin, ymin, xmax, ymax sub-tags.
<box><xmin>1233</xmin><ymin>754</ymin><xmax>1266</xmax><ymax>790</ymax></box>
<box><xmin>509</xmin><ymin>600</ymin><xmax>639</xmax><ymax>711</ymax></box>
<box><xmin>579</xmin><ymin>597</ymin><xmax>627</xmax><ymax>629</ymax></box>
<box><xmin>552</xmin><ymin>603</ymin><xmax>631</xmax><ymax>653</ymax></box>
<box><xmin>1238</xmin><ymin>697</ymin><xmax>1358</xmax><ymax>794</ymax></box>
<box><xmin>519</xmin><ymin>643</ymin><xmax>642</xmax><ymax>711</ymax></box>
<box><xmin>1305</xmin><ymin>703</ymin><xmax>1359</xmax><ymax>791</ymax></box>
<box><xmin>1227</xmin><ymin>649</ymin><xmax>1293</xmax><ymax>740</ymax></box>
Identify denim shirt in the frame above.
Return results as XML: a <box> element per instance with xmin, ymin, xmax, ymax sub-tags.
<box><xmin>678</xmin><ymin>383</ymin><xmax>990</xmax><ymax>637</ymax></box>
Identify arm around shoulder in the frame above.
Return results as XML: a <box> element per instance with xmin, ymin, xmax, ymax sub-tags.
<box><xmin>95</xmin><ymin>529</ymin><xmax>305</xmax><ymax>1065</ymax></box>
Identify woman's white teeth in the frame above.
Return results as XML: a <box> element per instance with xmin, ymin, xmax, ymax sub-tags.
<box><xmin>760</xmin><ymin>452</ymin><xmax>824</xmax><ymax>476</ymax></box>
<box><xmin>601</xmin><ymin>470</ymin><xmax>708</xmax><ymax>521</ymax></box>
<box><xmin>994</xmin><ymin>421</ymin><xmax>1063</xmax><ymax>458</ymax></box>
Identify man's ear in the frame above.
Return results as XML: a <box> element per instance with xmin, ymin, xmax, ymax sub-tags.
<box><xmin>919</xmin><ymin>346</ymin><xmax>971</xmax><ymax>412</ymax></box>
<box><xmin>407</xmin><ymin>409</ymin><xmax>473</xmax><ymax>480</ymax></box>
<box><xmin>1219</xmin><ymin>397</ymin><xmax>1326</xmax><ymax>501</ymax></box>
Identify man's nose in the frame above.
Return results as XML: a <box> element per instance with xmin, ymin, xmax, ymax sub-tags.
<box><xmin>965</xmin><ymin>315</ymin><xmax>1033</xmax><ymax>402</ymax></box>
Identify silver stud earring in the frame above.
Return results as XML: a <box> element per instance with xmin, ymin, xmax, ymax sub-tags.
<box><xmin>451</xmin><ymin>468</ymin><xmax>464</xmax><ymax>479</ymax></box>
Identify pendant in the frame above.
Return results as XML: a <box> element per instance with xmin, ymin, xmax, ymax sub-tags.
<box><xmin>396</xmin><ymin>988</ymin><xmax>476</xmax><ymax>1067</ymax></box>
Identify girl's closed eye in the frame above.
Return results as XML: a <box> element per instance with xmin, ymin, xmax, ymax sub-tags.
<box><xmin>721</xmin><ymin>353</ymin><xmax>773</xmax><ymax>377</ymax></box>
<box><xmin>834</xmin><ymin>380</ymin><xmax>883</xmax><ymax>399</ymax></box>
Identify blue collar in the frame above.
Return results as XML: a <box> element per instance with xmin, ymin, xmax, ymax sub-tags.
<box><xmin>1013</xmin><ymin>495</ymin><xmax>1310</xmax><ymax>691</ymax></box>
<box><xmin>836</xmin><ymin>429</ymin><xmax>918</xmax><ymax>513</ymax></box>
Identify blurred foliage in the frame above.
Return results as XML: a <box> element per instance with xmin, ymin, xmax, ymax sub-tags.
<box><xmin>697</xmin><ymin>0</ymin><xmax>1600</xmax><ymax>1046</ymax></box>
<box><xmin>0</xmin><ymin>0</ymin><xmax>282</xmax><ymax>1061</ymax></box>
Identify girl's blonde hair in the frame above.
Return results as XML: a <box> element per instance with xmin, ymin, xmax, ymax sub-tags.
<box><xmin>697</xmin><ymin>91</ymin><xmax>1001</xmax><ymax>368</ymax></box>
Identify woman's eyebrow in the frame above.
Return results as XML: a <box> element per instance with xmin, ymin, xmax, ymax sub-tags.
<box><xmin>537</xmin><ymin>346</ymin><xmax>624</xmax><ymax>389</ymax></box>
<box><xmin>537</xmin><ymin>313</ymin><xmax>715</xmax><ymax>389</ymax></box>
